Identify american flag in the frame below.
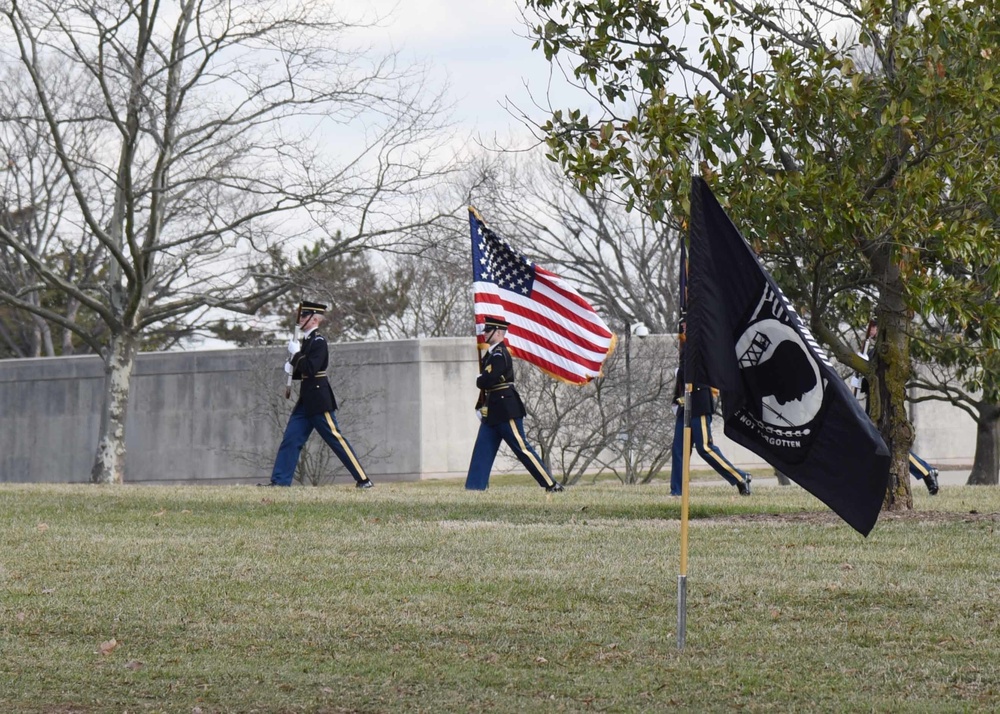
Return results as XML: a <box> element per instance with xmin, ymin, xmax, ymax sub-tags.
<box><xmin>470</xmin><ymin>207</ymin><xmax>616</xmax><ymax>385</ymax></box>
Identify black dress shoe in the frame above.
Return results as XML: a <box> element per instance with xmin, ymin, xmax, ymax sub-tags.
<box><xmin>356</xmin><ymin>480</ymin><xmax>374</xmax><ymax>489</ymax></box>
<box><xmin>545</xmin><ymin>482</ymin><xmax>564</xmax><ymax>492</ymax></box>
<box><xmin>924</xmin><ymin>469</ymin><xmax>940</xmax><ymax>495</ymax></box>
<box><xmin>737</xmin><ymin>473</ymin><xmax>752</xmax><ymax>496</ymax></box>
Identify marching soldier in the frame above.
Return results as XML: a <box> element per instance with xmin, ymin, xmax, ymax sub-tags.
<box><xmin>669</xmin><ymin>319</ymin><xmax>752</xmax><ymax>496</ymax></box>
<box><xmin>465</xmin><ymin>316</ymin><xmax>563</xmax><ymax>492</ymax></box>
<box><xmin>265</xmin><ymin>301</ymin><xmax>374</xmax><ymax>488</ymax></box>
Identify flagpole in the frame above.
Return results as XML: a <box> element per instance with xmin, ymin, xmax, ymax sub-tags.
<box><xmin>284</xmin><ymin>304</ymin><xmax>301</xmax><ymax>400</ymax></box>
<box><xmin>678</xmin><ymin>382</ymin><xmax>693</xmax><ymax>649</ymax></box>
<box><xmin>676</xmin><ymin>217</ymin><xmax>691</xmax><ymax>650</ymax></box>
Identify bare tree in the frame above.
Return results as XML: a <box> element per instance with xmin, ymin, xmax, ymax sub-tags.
<box><xmin>0</xmin><ymin>0</ymin><xmax>453</xmax><ymax>482</ymax></box>
<box><xmin>378</xmin><ymin>239</ymin><xmax>472</xmax><ymax>339</ymax></box>
<box><xmin>372</xmin><ymin>162</ymin><xmax>505</xmax><ymax>341</ymax></box>
<box><xmin>521</xmin><ymin>332</ymin><xmax>672</xmax><ymax>485</ymax></box>
<box><xmin>0</xmin><ymin>63</ymin><xmax>108</xmax><ymax>357</ymax></box>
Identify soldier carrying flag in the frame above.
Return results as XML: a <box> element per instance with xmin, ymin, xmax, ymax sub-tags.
<box><xmin>466</xmin><ymin>208</ymin><xmax>616</xmax><ymax>490</ymax></box>
<box><xmin>465</xmin><ymin>315</ymin><xmax>563</xmax><ymax>492</ymax></box>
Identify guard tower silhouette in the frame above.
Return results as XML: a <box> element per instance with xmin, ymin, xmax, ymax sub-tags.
<box><xmin>739</xmin><ymin>331</ymin><xmax>771</xmax><ymax>369</ymax></box>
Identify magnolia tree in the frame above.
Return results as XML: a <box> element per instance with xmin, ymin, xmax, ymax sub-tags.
<box><xmin>0</xmin><ymin>0</ymin><xmax>453</xmax><ymax>483</ymax></box>
<box><xmin>525</xmin><ymin>0</ymin><xmax>1000</xmax><ymax>509</ymax></box>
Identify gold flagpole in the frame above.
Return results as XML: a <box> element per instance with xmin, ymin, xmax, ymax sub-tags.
<box><xmin>677</xmin><ymin>186</ymin><xmax>692</xmax><ymax>649</ymax></box>
<box><xmin>678</xmin><ymin>382</ymin><xmax>693</xmax><ymax>649</ymax></box>
<box><xmin>284</xmin><ymin>303</ymin><xmax>301</xmax><ymax>400</ymax></box>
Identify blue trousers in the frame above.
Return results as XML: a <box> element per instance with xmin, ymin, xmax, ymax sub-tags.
<box><xmin>909</xmin><ymin>452</ymin><xmax>935</xmax><ymax>481</ymax></box>
<box><xmin>465</xmin><ymin>417</ymin><xmax>556</xmax><ymax>490</ymax></box>
<box><xmin>270</xmin><ymin>405</ymin><xmax>368</xmax><ymax>486</ymax></box>
<box><xmin>670</xmin><ymin>407</ymin><xmax>750</xmax><ymax>495</ymax></box>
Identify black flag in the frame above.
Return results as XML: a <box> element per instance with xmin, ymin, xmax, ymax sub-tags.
<box><xmin>678</xmin><ymin>228</ymin><xmax>688</xmax><ymax>324</ymax></box>
<box><xmin>685</xmin><ymin>177</ymin><xmax>890</xmax><ymax>536</ymax></box>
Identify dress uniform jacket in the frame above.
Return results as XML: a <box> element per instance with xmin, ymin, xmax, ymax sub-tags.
<box><xmin>475</xmin><ymin>342</ymin><xmax>526</xmax><ymax>426</ymax></box>
<box><xmin>672</xmin><ymin>368</ymin><xmax>714</xmax><ymax>417</ymax></box>
<box><xmin>290</xmin><ymin>330</ymin><xmax>337</xmax><ymax>416</ymax></box>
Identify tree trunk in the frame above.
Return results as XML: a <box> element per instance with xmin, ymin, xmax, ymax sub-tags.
<box><xmin>872</xmin><ymin>309</ymin><xmax>914</xmax><ymax>511</ymax></box>
<box><xmin>90</xmin><ymin>333</ymin><xmax>138</xmax><ymax>484</ymax></box>
<box><xmin>31</xmin><ymin>312</ymin><xmax>55</xmax><ymax>356</ymax></box>
<box><xmin>62</xmin><ymin>298</ymin><xmax>81</xmax><ymax>355</ymax></box>
<box><xmin>967</xmin><ymin>403</ymin><xmax>1000</xmax><ymax>485</ymax></box>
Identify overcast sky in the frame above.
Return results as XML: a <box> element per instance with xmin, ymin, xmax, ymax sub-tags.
<box><xmin>361</xmin><ymin>0</ymin><xmax>589</xmax><ymax>149</ymax></box>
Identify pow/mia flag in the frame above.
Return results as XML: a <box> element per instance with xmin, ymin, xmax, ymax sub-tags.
<box><xmin>685</xmin><ymin>177</ymin><xmax>890</xmax><ymax>536</ymax></box>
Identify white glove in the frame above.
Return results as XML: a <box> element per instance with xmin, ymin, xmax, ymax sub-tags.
<box><xmin>671</xmin><ymin>403</ymin><xmax>679</xmax><ymax>417</ymax></box>
<box><xmin>849</xmin><ymin>375</ymin><xmax>862</xmax><ymax>390</ymax></box>
<box><xmin>287</xmin><ymin>338</ymin><xmax>299</xmax><ymax>355</ymax></box>
<box><xmin>284</xmin><ymin>362</ymin><xmax>293</xmax><ymax>375</ymax></box>
<box><xmin>475</xmin><ymin>408</ymin><xmax>483</xmax><ymax>422</ymax></box>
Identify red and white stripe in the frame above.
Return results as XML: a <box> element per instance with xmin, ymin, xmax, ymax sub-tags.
<box><xmin>474</xmin><ymin>267</ymin><xmax>616</xmax><ymax>385</ymax></box>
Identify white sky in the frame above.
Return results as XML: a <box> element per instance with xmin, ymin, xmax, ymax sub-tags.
<box><xmin>360</xmin><ymin>0</ymin><xmax>591</xmax><ymax>148</ymax></box>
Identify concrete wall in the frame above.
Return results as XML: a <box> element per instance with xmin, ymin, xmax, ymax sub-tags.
<box><xmin>0</xmin><ymin>337</ymin><xmax>978</xmax><ymax>484</ymax></box>
<box><xmin>0</xmin><ymin>338</ymin><xmax>483</xmax><ymax>485</ymax></box>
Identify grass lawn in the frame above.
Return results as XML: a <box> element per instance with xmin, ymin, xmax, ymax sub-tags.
<box><xmin>1</xmin><ymin>478</ymin><xmax>998</xmax><ymax>713</ymax></box>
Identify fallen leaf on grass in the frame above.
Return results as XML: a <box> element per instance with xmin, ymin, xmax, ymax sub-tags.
<box><xmin>17</xmin><ymin>612</ymin><xmax>26</xmax><ymax>621</ymax></box>
<box><xmin>535</xmin><ymin>656</ymin><xmax>548</xmax><ymax>664</ymax></box>
<box><xmin>98</xmin><ymin>639</ymin><xmax>119</xmax><ymax>656</ymax></box>
<box><xmin>125</xmin><ymin>660</ymin><xmax>143</xmax><ymax>670</ymax></box>
<box><xmin>37</xmin><ymin>523</ymin><xmax>49</xmax><ymax>532</ymax></box>
<box><xmin>840</xmin><ymin>563</ymin><xmax>854</xmax><ymax>571</ymax></box>
<box><xmin>152</xmin><ymin>509</ymin><xmax>167</xmax><ymax>517</ymax></box>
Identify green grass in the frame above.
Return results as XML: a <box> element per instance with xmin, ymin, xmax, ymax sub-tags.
<box><xmin>1</xmin><ymin>480</ymin><xmax>998</xmax><ymax>713</ymax></box>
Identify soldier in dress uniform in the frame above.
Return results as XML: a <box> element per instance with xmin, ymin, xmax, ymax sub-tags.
<box><xmin>669</xmin><ymin>319</ymin><xmax>752</xmax><ymax>497</ymax></box>
<box><xmin>265</xmin><ymin>301</ymin><xmax>374</xmax><ymax>488</ymax></box>
<box><xmin>465</xmin><ymin>316</ymin><xmax>563</xmax><ymax>492</ymax></box>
